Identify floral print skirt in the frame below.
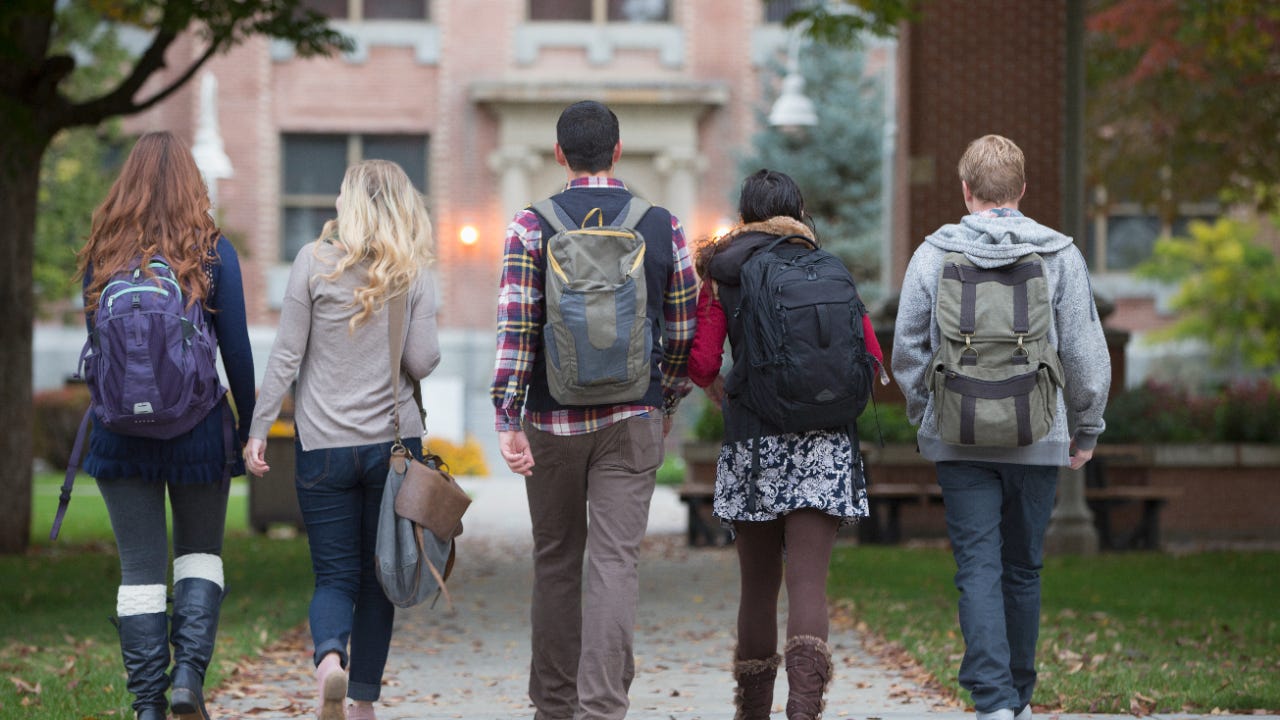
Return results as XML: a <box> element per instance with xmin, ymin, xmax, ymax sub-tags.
<box><xmin>712</xmin><ymin>428</ymin><xmax>869</xmax><ymax>526</ymax></box>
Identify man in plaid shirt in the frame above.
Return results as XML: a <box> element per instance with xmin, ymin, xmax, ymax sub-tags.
<box><xmin>491</xmin><ymin>100</ymin><xmax>696</xmax><ymax>720</ymax></box>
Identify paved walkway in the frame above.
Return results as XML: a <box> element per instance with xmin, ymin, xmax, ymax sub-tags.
<box><xmin>208</xmin><ymin>475</ymin><xmax>1273</xmax><ymax>720</ymax></box>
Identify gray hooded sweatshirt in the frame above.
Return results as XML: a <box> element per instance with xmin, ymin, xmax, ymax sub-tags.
<box><xmin>891</xmin><ymin>212</ymin><xmax>1110</xmax><ymax>466</ymax></box>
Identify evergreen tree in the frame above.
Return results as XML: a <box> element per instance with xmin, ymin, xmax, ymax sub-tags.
<box><xmin>741</xmin><ymin>39</ymin><xmax>885</xmax><ymax>296</ymax></box>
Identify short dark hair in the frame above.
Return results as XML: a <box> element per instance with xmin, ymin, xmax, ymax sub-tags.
<box><xmin>556</xmin><ymin>101</ymin><xmax>620</xmax><ymax>173</ymax></box>
<box><xmin>738</xmin><ymin>169</ymin><xmax>805</xmax><ymax>224</ymax></box>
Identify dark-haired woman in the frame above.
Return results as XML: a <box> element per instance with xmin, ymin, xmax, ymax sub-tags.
<box><xmin>75</xmin><ymin>131</ymin><xmax>256</xmax><ymax>720</ymax></box>
<box><xmin>688</xmin><ymin>169</ymin><xmax>885</xmax><ymax>720</ymax></box>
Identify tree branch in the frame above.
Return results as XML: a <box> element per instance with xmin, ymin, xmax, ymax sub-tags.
<box><xmin>55</xmin><ymin>26</ymin><xmax>179</xmax><ymax>130</ymax></box>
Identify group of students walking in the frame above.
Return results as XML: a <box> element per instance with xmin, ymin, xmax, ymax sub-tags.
<box><xmin>76</xmin><ymin>100</ymin><xmax>1107</xmax><ymax>720</ymax></box>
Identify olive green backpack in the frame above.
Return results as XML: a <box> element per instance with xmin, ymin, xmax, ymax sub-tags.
<box><xmin>930</xmin><ymin>252</ymin><xmax>1064</xmax><ymax>447</ymax></box>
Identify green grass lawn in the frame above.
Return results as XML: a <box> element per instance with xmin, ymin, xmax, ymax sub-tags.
<box><xmin>2</xmin><ymin>473</ymin><xmax>313</xmax><ymax>719</ymax></box>
<box><xmin>829</xmin><ymin>545</ymin><xmax>1280</xmax><ymax>714</ymax></box>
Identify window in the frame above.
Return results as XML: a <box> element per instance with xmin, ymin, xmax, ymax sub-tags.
<box><xmin>280</xmin><ymin>133</ymin><xmax>429</xmax><ymax>260</ymax></box>
<box><xmin>764</xmin><ymin>0</ymin><xmax>814</xmax><ymax>23</ymax></box>
<box><xmin>302</xmin><ymin>0</ymin><xmax>429</xmax><ymax>20</ymax></box>
<box><xmin>529</xmin><ymin>0</ymin><xmax>669</xmax><ymax>22</ymax></box>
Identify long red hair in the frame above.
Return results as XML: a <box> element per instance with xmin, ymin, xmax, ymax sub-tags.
<box><xmin>77</xmin><ymin>131</ymin><xmax>220</xmax><ymax>313</ymax></box>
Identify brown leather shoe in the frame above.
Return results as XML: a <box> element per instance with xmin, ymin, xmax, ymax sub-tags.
<box><xmin>784</xmin><ymin>635</ymin><xmax>832</xmax><ymax>720</ymax></box>
<box><xmin>733</xmin><ymin>651</ymin><xmax>781</xmax><ymax>720</ymax></box>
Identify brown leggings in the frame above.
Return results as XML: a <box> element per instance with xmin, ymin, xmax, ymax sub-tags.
<box><xmin>734</xmin><ymin>509</ymin><xmax>841</xmax><ymax>661</ymax></box>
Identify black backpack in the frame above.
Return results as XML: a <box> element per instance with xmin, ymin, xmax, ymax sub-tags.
<box><xmin>730</xmin><ymin>235</ymin><xmax>876</xmax><ymax>435</ymax></box>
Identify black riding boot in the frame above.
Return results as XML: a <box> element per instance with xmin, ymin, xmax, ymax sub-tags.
<box><xmin>170</xmin><ymin>578</ymin><xmax>225</xmax><ymax>720</ymax></box>
<box><xmin>115</xmin><ymin>612</ymin><xmax>170</xmax><ymax>720</ymax></box>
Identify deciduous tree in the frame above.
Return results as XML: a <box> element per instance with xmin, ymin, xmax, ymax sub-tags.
<box><xmin>0</xmin><ymin>0</ymin><xmax>348</xmax><ymax>554</ymax></box>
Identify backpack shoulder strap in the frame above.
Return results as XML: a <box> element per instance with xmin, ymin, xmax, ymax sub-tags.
<box><xmin>50</xmin><ymin>409</ymin><xmax>93</xmax><ymax>541</ymax></box>
<box><xmin>759</xmin><ymin>234</ymin><xmax>818</xmax><ymax>257</ymax></box>
<box><xmin>609</xmin><ymin>198</ymin><xmax>652</xmax><ymax>229</ymax></box>
<box><xmin>529</xmin><ymin>199</ymin><xmax>576</xmax><ymax>234</ymax></box>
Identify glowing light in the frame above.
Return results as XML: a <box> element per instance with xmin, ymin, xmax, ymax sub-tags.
<box><xmin>459</xmin><ymin>225</ymin><xmax>479</xmax><ymax>246</ymax></box>
<box><xmin>714</xmin><ymin>225</ymin><xmax>732</xmax><ymax>238</ymax></box>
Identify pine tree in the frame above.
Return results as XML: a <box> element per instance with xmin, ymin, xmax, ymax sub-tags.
<box><xmin>741</xmin><ymin>40</ymin><xmax>885</xmax><ymax>296</ymax></box>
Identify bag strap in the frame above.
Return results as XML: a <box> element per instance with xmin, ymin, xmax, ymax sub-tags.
<box><xmin>529</xmin><ymin>199</ymin><xmax>574</xmax><ymax>234</ymax></box>
<box><xmin>50</xmin><ymin>409</ymin><xmax>92</xmax><ymax>541</ymax></box>
<box><xmin>759</xmin><ymin>233</ymin><xmax>818</xmax><ymax>256</ymax></box>
<box><xmin>610</xmin><ymin>197</ymin><xmax>652</xmax><ymax>230</ymax></box>
<box><xmin>388</xmin><ymin>294</ymin><xmax>425</xmax><ymax>447</ymax></box>
<box><xmin>414</xmin><ymin>525</ymin><xmax>455</xmax><ymax>611</ymax></box>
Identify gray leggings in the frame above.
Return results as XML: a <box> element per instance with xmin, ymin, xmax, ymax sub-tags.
<box><xmin>96</xmin><ymin>477</ymin><xmax>229</xmax><ymax>585</ymax></box>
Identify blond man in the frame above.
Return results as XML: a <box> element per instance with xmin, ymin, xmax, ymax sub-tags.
<box><xmin>892</xmin><ymin>135</ymin><xmax>1109</xmax><ymax>720</ymax></box>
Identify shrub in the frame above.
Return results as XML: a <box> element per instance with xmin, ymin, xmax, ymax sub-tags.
<box><xmin>857</xmin><ymin>402</ymin><xmax>916</xmax><ymax>444</ymax></box>
<box><xmin>1212</xmin><ymin>379</ymin><xmax>1280</xmax><ymax>444</ymax></box>
<box><xmin>33</xmin><ymin>385</ymin><xmax>91</xmax><ymax>469</ymax></box>
<box><xmin>426</xmin><ymin>434</ymin><xmax>490</xmax><ymax>476</ymax></box>
<box><xmin>1104</xmin><ymin>379</ymin><xmax>1280</xmax><ymax>444</ymax></box>
<box><xmin>656</xmin><ymin>455</ymin><xmax>686</xmax><ymax>486</ymax></box>
<box><xmin>691</xmin><ymin>399</ymin><xmax>725</xmax><ymax>442</ymax></box>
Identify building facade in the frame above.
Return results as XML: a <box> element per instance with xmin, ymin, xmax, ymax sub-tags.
<box><xmin>117</xmin><ymin>0</ymin><xmax>893</xmax><ymax>454</ymax></box>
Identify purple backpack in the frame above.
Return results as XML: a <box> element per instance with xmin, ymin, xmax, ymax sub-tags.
<box><xmin>51</xmin><ymin>257</ymin><xmax>229</xmax><ymax>539</ymax></box>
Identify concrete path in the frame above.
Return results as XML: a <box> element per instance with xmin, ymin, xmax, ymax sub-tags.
<box><xmin>207</xmin><ymin>475</ymin><xmax>1275</xmax><ymax>720</ymax></box>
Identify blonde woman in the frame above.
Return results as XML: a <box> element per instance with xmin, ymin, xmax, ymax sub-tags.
<box><xmin>244</xmin><ymin>160</ymin><xmax>440</xmax><ymax>720</ymax></box>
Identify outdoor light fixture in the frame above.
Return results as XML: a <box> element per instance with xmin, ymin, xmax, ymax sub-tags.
<box><xmin>459</xmin><ymin>225</ymin><xmax>479</xmax><ymax>246</ymax></box>
<box><xmin>768</xmin><ymin>23</ymin><xmax>818</xmax><ymax>131</ymax></box>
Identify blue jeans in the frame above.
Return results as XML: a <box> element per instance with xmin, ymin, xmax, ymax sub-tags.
<box><xmin>294</xmin><ymin>437</ymin><xmax>420</xmax><ymax>702</ymax></box>
<box><xmin>936</xmin><ymin>461</ymin><xmax>1058</xmax><ymax>715</ymax></box>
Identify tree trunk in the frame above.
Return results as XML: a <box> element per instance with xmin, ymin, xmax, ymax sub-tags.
<box><xmin>0</xmin><ymin>120</ymin><xmax>53</xmax><ymax>554</ymax></box>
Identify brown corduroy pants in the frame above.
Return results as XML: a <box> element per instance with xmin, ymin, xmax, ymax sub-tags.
<box><xmin>523</xmin><ymin>415</ymin><xmax>664</xmax><ymax>720</ymax></box>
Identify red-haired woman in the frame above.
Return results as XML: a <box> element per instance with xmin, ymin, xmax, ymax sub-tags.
<box><xmin>76</xmin><ymin>131</ymin><xmax>255</xmax><ymax>720</ymax></box>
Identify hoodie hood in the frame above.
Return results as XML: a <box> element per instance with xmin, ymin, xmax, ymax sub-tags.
<box><xmin>925</xmin><ymin>214</ymin><xmax>1075</xmax><ymax>268</ymax></box>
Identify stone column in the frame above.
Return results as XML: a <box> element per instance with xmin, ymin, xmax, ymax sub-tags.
<box><xmin>487</xmin><ymin>145</ymin><xmax>544</xmax><ymax>220</ymax></box>
<box><xmin>654</xmin><ymin>147</ymin><xmax>704</xmax><ymax>232</ymax></box>
<box><xmin>1045</xmin><ymin>465</ymin><xmax>1098</xmax><ymax>555</ymax></box>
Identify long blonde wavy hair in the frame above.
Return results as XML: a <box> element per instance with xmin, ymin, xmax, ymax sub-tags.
<box><xmin>318</xmin><ymin>159</ymin><xmax>435</xmax><ymax>330</ymax></box>
<box><xmin>76</xmin><ymin>131</ymin><xmax>220</xmax><ymax>314</ymax></box>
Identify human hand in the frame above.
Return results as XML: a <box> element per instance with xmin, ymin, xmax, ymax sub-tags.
<box><xmin>1068</xmin><ymin>441</ymin><xmax>1093</xmax><ymax>470</ymax></box>
<box><xmin>244</xmin><ymin>437</ymin><xmax>270</xmax><ymax>477</ymax></box>
<box><xmin>702</xmin><ymin>375</ymin><xmax>726</xmax><ymax>405</ymax></box>
<box><xmin>499</xmin><ymin>430</ymin><xmax>535</xmax><ymax>477</ymax></box>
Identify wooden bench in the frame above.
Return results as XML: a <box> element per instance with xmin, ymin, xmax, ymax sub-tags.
<box><xmin>860</xmin><ymin>481</ymin><xmax>1183</xmax><ymax>550</ymax></box>
<box><xmin>862</xmin><ymin>482</ymin><xmax>943</xmax><ymax>544</ymax></box>
<box><xmin>676</xmin><ymin>482</ymin><xmax>731</xmax><ymax>547</ymax></box>
<box><xmin>1085</xmin><ymin>485</ymin><xmax>1183</xmax><ymax>550</ymax></box>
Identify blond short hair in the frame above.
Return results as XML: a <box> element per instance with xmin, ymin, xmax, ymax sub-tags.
<box><xmin>958</xmin><ymin>135</ymin><xmax>1025</xmax><ymax>205</ymax></box>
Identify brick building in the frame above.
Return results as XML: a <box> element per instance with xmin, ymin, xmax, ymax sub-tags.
<box><xmin>117</xmin><ymin>0</ymin><xmax>894</xmax><ymax>455</ymax></box>
<box><xmin>116</xmin><ymin>2</ymin><xmax>1116</xmax><ymax>458</ymax></box>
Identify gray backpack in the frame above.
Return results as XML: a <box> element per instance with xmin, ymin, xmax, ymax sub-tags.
<box><xmin>531</xmin><ymin>197</ymin><xmax>653</xmax><ymax>406</ymax></box>
<box><xmin>931</xmin><ymin>252</ymin><xmax>1064</xmax><ymax>447</ymax></box>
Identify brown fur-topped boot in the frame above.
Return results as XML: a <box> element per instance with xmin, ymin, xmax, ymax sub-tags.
<box><xmin>733</xmin><ymin>651</ymin><xmax>781</xmax><ymax>720</ymax></box>
<box><xmin>784</xmin><ymin>635</ymin><xmax>832</xmax><ymax>719</ymax></box>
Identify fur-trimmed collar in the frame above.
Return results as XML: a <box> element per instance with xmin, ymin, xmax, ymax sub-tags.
<box><xmin>721</xmin><ymin>216</ymin><xmax>814</xmax><ymax>244</ymax></box>
<box><xmin>695</xmin><ymin>216</ymin><xmax>814</xmax><ymax>278</ymax></box>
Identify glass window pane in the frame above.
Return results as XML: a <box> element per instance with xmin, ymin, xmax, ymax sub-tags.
<box><xmin>765</xmin><ymin>0</ymin><xmax>812</xmax><ymax>23</ymax></box>
<box><xmin>530</xmin><ymin>0</ymin><xmax>592</xmax><ymax>21</ymax></box>
<box><xmin>282</xmin><ymin>207</ymin><xmax>333</xmax><ymax>261</ymax></box>
<box><xmin>1105</xmin><ymin>215</ymin><xmax>1161</xmax><ymax>271</ymax></box>
<box><xmin>362</xmin><ymin>135</ymin><xmax>428</xmax><ymax>196</ymax></box>
<box><xmin>301</xmin><ymin>0</ymin><xmax>349</xmax><ymax>18</ymax></box>
<box><xmin>608</xmin><ymin>0</ymin><xmax>668</xmax><ymax>21</ymax></box>
<box><xmin>1171</xmin><ymin>215</ymin><xmax>1216</xmax><ymax>238</ymax></box>
<box><xmin>283</xmin><ymin>134</ymin><xmax>347</xmax><ymax>195</ymax></box>
<box><xmin>363</xmin><ymin>0</ymin><xmax>427</xmax><ymax>20</ymax></box>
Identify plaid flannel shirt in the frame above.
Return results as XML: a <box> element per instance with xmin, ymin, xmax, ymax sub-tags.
<box><xmin>491</xmin><ymin>177</ymin><xmax>696</xmax><ymax>436</ymax></box>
